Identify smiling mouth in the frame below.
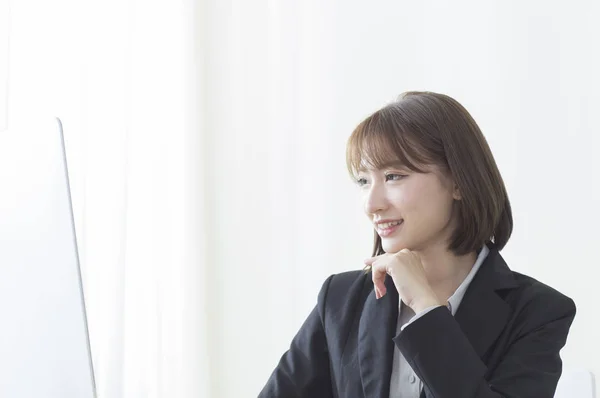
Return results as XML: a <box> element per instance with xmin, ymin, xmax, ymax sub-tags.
<box><xmin>376</xmin><ymin>220</ymin><xmax>403</xmax><ymax>236</ymax></box>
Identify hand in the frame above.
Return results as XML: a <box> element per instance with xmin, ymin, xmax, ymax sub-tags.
<box><xmin>364</xmin><ymin>249</ymin><xmax>445</xmax><ymax>313</ymax></box>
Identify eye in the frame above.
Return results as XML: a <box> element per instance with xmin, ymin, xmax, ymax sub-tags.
<box><xmin>386</xmin><ymin>173</ymin><xmax>407</xmax><ymax>181</ymax></box>
<box><xmin>355</xmin><ymin>177</ymin><xmax>368</xmax><ymax>186</ymax></box>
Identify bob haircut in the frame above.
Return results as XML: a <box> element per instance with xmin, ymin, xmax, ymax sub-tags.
<box><xmin>346</xmin><ymin>91</ymin><xmax>512</xmax><ymax>258</ymax></box>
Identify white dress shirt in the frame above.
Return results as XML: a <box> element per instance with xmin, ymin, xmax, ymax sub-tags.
<box><xmin>389</xmin><ymin>245</ymin><xmax>490</xmax><ymax>397</ymax></box>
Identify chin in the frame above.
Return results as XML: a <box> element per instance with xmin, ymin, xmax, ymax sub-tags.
<box><xmin>381</xmin><ymin>239</ymin><xmax>408</xmax><ymax>254</ymax></box>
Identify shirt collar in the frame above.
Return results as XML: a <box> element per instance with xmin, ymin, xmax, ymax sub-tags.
<box><xmin>447</xmin><ymin>244</ymin><xmax>490</xmax><ymax>315</ymax></box>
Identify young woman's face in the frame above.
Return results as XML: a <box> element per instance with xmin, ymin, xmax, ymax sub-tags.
<box><xmin>357</xmin><ymin>163</ymin><xmax>459</xmax><ymax>254</ymax></box>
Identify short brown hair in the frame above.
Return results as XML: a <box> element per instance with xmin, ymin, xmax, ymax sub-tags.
<box><xmin>346</xmin><ymin>91</ymin><xmax>512</xmax><ymax>257</ymax></box>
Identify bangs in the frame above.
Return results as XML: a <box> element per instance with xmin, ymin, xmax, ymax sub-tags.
<box><xmin>346</xmin><ymin>106</ymin><xmax>440</xmax><ymax>178</ymax></box>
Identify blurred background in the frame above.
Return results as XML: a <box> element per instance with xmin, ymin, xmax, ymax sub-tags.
<box><xmin>2</xmin><ymin>0</ymin><xmax>599</xmax><ymax>397</ymax></box>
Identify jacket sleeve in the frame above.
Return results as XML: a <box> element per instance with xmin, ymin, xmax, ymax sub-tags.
<box><xmin>394</xmin><ymin>294</ymin><xmax>576</xmax><ymax>398</ymax></box>
<box><xmin>258</xmin><ymin>275</ymin><xmax>334</xmax><ymax>398</ymax></box>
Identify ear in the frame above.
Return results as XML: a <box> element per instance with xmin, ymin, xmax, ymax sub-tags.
<box><xmin>452</xmin><ymin>184</ymin><xmax>462</xmax><ymax>200</ymax></box>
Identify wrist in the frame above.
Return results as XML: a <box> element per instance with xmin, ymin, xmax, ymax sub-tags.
<box><xmin>411</xmin><ymin>293</ymin><xmax>445</xmax><ymax>313</ymax></box>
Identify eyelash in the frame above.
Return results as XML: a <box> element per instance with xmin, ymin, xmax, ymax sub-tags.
<box><xmin>355</xmin><ymin>173</ymin><xmax>406</xmax><ymax>186</ymax></box>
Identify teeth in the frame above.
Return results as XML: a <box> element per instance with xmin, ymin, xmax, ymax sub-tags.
<box><xmin>378</xmin><ymin>221</ymin><xmax>401</xmax><ymax>229</ymax></box>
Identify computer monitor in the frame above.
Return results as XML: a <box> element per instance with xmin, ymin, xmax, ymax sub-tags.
<box><xmin>0</xmin><ymin>117</ymin><xmax>96</xmax><ymax>397</ymax></box>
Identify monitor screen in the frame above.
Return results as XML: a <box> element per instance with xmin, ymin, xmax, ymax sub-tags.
<box><xmin>0</xmin><ymin>117</ymin><xmax>96</xmax><ymax>397</ymax></box>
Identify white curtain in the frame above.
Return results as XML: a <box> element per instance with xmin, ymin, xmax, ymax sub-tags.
<box><xmin>6</xmin><ymin>0</ymin><xmax>209</xmax><ymax>396</ymax></box>
<box><xmin>198</xmin><ymin>1</ymin><xmax>369</xmax><ymax>396</ymax></box>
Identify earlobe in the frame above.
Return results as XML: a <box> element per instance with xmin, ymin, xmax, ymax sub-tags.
<box><xmin>453</xmin><ymin>185</ymin><xmax>462</xmax><ymax>200</ymax></box>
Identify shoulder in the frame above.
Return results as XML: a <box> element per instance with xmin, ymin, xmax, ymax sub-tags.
<box><xmin>319</xmin><ymin>269</ymin><xmax>369</xmax><ymax>298</ymax></box>
<box><xmin>510</xmin><ymin>271</ymin><xmax>575</xmax><ymax>311</ymax></box>
<box><xmin>506</xmin><ymin>271</ymin><xmax>576</xmax><ymax>332</ymax></box>
<box><xmin>316</xmin><ymin>270</ymin><xmax>371</xmax><ymax>317</ymax></box>
<box><xmin>484</xmin><ymin>247</ymin><xmax>576</xmax><ymax>329</ymax></box>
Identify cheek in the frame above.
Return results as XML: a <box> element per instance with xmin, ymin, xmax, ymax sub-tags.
<box><xmin>400</xmin><ymin>180</ymin><xmax>454</xmax><ymax>220</ymax></box>
<box><xmin>389</xmin><ymin>181</ymin><xmax>428</xmax><ymax>212</ymax></box>
<box><xmin>387</xmin><ymin>188</ymin><xmax>408</xmax><ymax>208</ymax></box>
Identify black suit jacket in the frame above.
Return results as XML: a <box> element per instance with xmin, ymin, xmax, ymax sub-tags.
<box><xmin>259</xmin><ymin>245</ymin><xmax>576</xmax><ymax>397</ymax></box>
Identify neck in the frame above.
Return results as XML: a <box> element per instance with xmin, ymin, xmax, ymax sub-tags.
<box><xmin>414</xmin><ymin>241</ymin><xmax>478</xmax><ymax>301</ymax></box>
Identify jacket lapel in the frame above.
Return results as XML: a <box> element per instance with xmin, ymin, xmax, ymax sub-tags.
<box><xmin>453</xmin><ymin>246</ymin><xmax>518</xmax><ymax>360</ymax></box>
<box><xmin>358</xmin><ymin>274</ymin><xmax>398</xmax><ymax>398</ymax></box>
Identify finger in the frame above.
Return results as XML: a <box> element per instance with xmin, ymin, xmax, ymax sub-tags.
<box><xmin>371</xmin><ymin>263</ymin><xmax>388</xmax><ymax>298</ymax></box>
<box><xmin>363</xmin><ymin>255</ymin><xmax>381</xmax><ymax>266</ymax></box>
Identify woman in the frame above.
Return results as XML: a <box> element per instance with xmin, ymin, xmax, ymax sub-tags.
<box><xmin>259</xmin><ymin>91</ymin><xmax>576</xmax><ymax>398</ymax></box>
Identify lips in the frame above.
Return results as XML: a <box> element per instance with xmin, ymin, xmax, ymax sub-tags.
<box><xmin>375</xmin><ymin>220</ymin><xmax>403</xmax><ymax>237</ymax></box>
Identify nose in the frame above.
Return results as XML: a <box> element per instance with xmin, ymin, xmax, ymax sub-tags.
<box><xmin>364</xmin><ymin>182</ymin><xmax>388</xmax><ymax>216</ymax></box>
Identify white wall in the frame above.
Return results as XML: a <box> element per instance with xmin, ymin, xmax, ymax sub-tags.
<box><xmin>203</xmin><ymin>1</ymin><xmax>600</xmax><ymax>396</ymax></box>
